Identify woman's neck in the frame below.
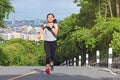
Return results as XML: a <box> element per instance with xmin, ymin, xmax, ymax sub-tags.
<box><xmin>47</xmin><ymin>22</ymin><xmax>54</xmax><ymax>27</ymax></box>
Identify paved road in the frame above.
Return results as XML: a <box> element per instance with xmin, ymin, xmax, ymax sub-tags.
<box><xmin>0</xmin><ymin>66</ymin><xmax>120</xmax><ymax>80</ymax></box>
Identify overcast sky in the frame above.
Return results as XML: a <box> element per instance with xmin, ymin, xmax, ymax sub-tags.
<box><xmin>6</xmin><ymin>0</ymin><xmax>80</xmax><ymax>21</ymax></box>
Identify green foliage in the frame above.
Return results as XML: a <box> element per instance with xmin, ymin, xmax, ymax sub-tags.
<box><xmin>58</xmin><ymin>14</ymin><xmax>78</xmax><ymax>40</ymax></box>
<box><xmin>74</xmin><ymin>0</ymin><xmax>98</xmax><ymax>28</ymax></box>
<box><xmin>0</xmin><ymin>0</ymin><xmax>14</xmax><ymax>27</ymax></box>
<box><xmin>57</xmin><ymin>19</ymin><xmax>96</xmax><ymax>64</ymax></box>
<box><xmin>91</xmin><ymin>17</ymin><xmax>120</xmax><ymax>58</ymax></box>
<box><xmin>110</xmin><ymin>32</ymin><xmax>120</xmax><ymax>57</ymax></box>
<box><xmin>56</xmin><ymin>0</ymin><xmax>120</xmax><ymax>65</ymax></box>
<box><xmin>56</xmin><ymin>14</ymin><xmax>80</xmax><ymax>63</ymax></box>
<box><xmin>71</xmin><ymin>27</ymin><xmax>96</xmax><ymax>50</ymax></box>
<box><xmin>0</xmin><ymin>38</ymin><xmax>45</xmax><ymax>66</ymax></box>
<box><xmin>0</xmin><ymin>37</ymin><xmax>4</xmax><ymax>41</ymax></box>
<box><xmin>74</xmin><ymin>0</ymin><xmax>120</xmax><ymax>28</ymax></box>
<box><xmin>57</xmin><ymin>14</ymin><xmax>120</xmax><ymax>65</ymax></box>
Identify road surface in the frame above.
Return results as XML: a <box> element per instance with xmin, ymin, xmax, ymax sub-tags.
<box><xmin>0</xmin><ymin>66</ymin><xmax>119</xmax><ymax>80</ymax></box>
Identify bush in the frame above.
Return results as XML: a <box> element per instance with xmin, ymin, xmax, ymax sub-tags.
<box><xmin>0</xmin><ymin>38</ymin><xmax>45</xmax><ymax>66</ymax></box>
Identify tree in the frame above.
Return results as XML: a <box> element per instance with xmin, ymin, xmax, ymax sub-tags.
<box><xmin>110</xmin><ymin>32</ymin><xmax>120</xmax><ymax>56</ymax></box>
<box><xmin>0</xmin><ymin>0</ymin><xmax>14</xmax><ymax>27</ymax></box>
<box><xmin>57</xmin><ymin>12</ymin><xmax>96</xmax><ymax>65</ymax></box>
<box><xmin>0</xmin><ymin>38</ymin><xmax>45</xmax><ymax>66</ymax></box>
<box><xmin>74</xmin><ymin>0</ymin><xmax>120</xmax><ymax>28</ymax></box>
<box><xmin>108</xmin><ymin>18</ymin><xmax>120</xmax><ymax>56</ymax></box>
<box><xmin>74</xmin><ymin>0</ymin><xmax>98</xmax><ymax>28</ymax></box>
<box><xmin>56</xmin><ymin>14</ymin><xmax>79</xmax><ymax>64</ymax></box>
<box><xmin>92</xmin><ymin>18</ymin><xmax>120</xmax><ymax>58</ymax></box>
<box><xmin>107</xmin><ymin>0</ymin><xmax>113</xmax><ymax>17</ymax></box>
<box><xmin>116</xmin><ymin>0</ymin><xmax>120</xmax><ymax>17</ymax></box>
<box><xmin>56</xmin><ymin>0</ymin><xmax>120</xmax><ymax>65</ymax></box>
<box><xmin>58</xmin><ymin>14</ymin><xmax>78</xmax><ymax>40</ymax></box>
<box><xmin>0</xmin><ymin>37</ymin><xmax>4</xmax><ymax>41</ymax></box>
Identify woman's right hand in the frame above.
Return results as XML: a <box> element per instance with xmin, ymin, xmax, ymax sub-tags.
<box><xmin>41</xmin><ymin>23</ymin><xmax>46</xmax><ymax>30</ymax></box>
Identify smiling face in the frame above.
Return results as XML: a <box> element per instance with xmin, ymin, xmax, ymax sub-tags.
<box><xmin>47</xmin><ymin>14</ymin><xmax>55</xmax><ymax>23</ymax></box>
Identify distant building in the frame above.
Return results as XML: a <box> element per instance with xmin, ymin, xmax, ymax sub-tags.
<box><xmin>2</xmin><ymin>19</ymin><xmax>61</xmax><ymax>41</ymax></box>
<box><xmin>0</xmin><ymin>25</ymin><xmax>42</xmax><ymax>41</ymax></box>
<box><xmin>4</xmin><ymin>19</ymin><xmax>49</xmax><ymax>27</ymax></box>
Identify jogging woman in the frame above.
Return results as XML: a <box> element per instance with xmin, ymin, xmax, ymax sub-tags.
<box><xmin>39</xmin><ymin>13</ymin><xmax>58</xmax><ymax>74</ymax></box>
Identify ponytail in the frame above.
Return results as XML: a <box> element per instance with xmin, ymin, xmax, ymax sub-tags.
<box><xmin>53</xmin><ymin>19</ymin><xmax>57</xmax><ymax>23</ymax></box>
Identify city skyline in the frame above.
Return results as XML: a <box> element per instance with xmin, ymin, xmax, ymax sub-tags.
<box><xmin>6</xmin><ymin>0</ymin><xmax>80</xmax><ymax>21</ymax></box>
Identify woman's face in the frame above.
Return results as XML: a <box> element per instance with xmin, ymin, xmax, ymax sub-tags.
<box><xmin>47</xmin><ymin>15</ymin><xmax>54</xmax><ymax>23</ymax></box>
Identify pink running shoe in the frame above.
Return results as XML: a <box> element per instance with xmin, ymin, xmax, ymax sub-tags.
<box><xmin>45</xmin><ymin>68</ymin><xmax>50</xmax><ymax>74</ymax></box>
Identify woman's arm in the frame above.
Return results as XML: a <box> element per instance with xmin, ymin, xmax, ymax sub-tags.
<box><xmin>38</xmin><ymin>24</ymin><xmax>46</xmax><ymax>39</ymax></box>
<box><xmin>39</xmin><ymin>29</ymin><xmax>44</xmax><ymax>38</ymax></box>
<box><xmin>51</xmin><ymin>24</ymin><xmax>58</xmax><ymax>36</ymax></box>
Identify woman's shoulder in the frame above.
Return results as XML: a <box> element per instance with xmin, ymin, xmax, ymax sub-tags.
<box><xmin>53</xmin><ymin>23</ymin><xmax>58</xmax><ymax>27</ymax></box>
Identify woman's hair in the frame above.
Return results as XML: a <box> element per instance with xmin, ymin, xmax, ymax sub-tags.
<box><xmin>47</xmin><ymin>13</ymin><xmax>57</xmax><ymax>23</ymax></box>
<box><xmin>53</xmin><ymin>19</ymin><xmax>57</xmax><ymax>23</ymax></box>
<box><xmin>47</xmin><ymin>13</ymin><xmax>55</xmax><ymax>18</ymax></box>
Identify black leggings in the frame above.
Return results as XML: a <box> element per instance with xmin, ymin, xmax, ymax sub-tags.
<box><xmin>44</xmin><ymin>41</ymin><xmax>57</xmax><ymax>64</ymax></box>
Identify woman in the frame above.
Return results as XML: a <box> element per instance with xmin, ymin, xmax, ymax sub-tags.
<box><xmin>39</xmin><ymin>13</ymin><xmax>58</xmax><ymax>74</ymax></box>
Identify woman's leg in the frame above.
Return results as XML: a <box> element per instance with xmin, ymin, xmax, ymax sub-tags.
<box><xmin>44</xmin><ymin>41</ymin><xmax>51</xmax><ymax>74</ymax></box>
<box><xmin>50</xmin><ymin>41</ymin><xmax>57</xmax><ymax>70</ymax></box>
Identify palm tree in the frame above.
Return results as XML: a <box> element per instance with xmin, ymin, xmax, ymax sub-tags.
<box><xmin>0</xmin><ymin>0</ymin><xmax>14</xmax><ymax>27</ymax></box>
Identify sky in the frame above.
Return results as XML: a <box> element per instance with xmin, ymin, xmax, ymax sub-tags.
<box><xmin>6</xmin><ymin>0</ymin><xmax>80</xmax><ymax>21</ymax></box>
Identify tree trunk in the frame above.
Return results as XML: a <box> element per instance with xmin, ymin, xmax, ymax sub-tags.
<box><xmin>116</xmin><ymin>0</ymin><xmax>120</xmax><ymax>17</ymax></box>
<box><xmin>107</xmin><ymin>0</ymin><xmax>113</xmax><ymax>17</ymax></box>
<box><xmin>105</xmin><ymin>4</ymin><xmax>107</xmax><ymax>21</ymax></box>
<box><xmin>98</xmin><ymin>0</ymin><xmax>101</xmax><ymax>17</ymax></box>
